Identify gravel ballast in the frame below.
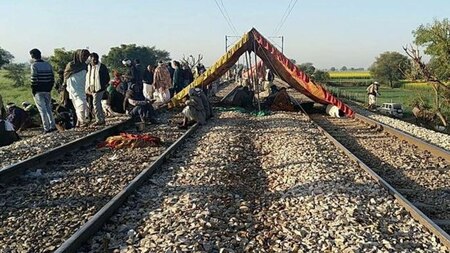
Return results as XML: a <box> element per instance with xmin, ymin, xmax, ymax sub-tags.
<box><xmin>81</xmin><ymin>111</ymin><xmax>448</xmax><ymax>252</ymax></box>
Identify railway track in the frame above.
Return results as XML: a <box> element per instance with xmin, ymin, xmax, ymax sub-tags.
<box><xmin>0</xmin><ymin>110</ymin><xmax>194</xmax><ymax>252</ymax></box>
<box><xmin>281</xmin><ymin>82</ymin><xmax>450</xmax><ymax>248</ymax></box>
<box><xmin>2</xmin><ymin>81</ymin><xmax>449</xmax><ymax>252</ymax></box>
<box><xmin>0</xmin><ymin>81</ymin><xmax>234</xmax><ymax>252</ymax></box>
<box><xmin>60</xmin><ymin>83</ymin><xmax>446</xmax><ymax>252</ymax></box>
<box><xmin>311</xmin><ymin>114</ymin><xmax>449</xmax><ymax>218</ymax></box>
<box><xmin>0</xmin><ymin>116</ymin><xmax>130</xmax><ymax>170</ymax></box>
<box><xmin>78</xmin><ymin>110</ymin><xmax>447</xmax><ymax>252</ymax></box>
<box><xmin>309</xmin><ymin>113</ymin><xmax>450</xmax><ymax>246</ymax></box>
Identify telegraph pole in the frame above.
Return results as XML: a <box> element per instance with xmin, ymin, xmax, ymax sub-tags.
<box><xmin>267</xmin><ymin>36</ymin><xmax>284</xmax><ymax>53</ymax></box>
<box><xmin>225</xmin><ymin>35</ymin><xmax>242</xmax><ymax>52</ymax></box>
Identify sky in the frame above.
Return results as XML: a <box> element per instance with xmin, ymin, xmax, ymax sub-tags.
<box><xmin>0</xmin><ymin>0</ymin><xmax>448</xmax><ymax>69</ymax></box>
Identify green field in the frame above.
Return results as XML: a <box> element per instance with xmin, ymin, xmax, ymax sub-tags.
<box><xmin>324</xmin><ymin>85</ymin><xmax>441</xmax><ymax>116</ymax></box>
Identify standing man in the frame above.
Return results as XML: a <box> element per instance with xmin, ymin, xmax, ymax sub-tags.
<box><xmin>143</xmin><ymin>65</ymin><xmax>155</xmax><ymax>100</ymax></box>
<box><xmin>65</xmin><ymin>49</ymin><xmax>90</xmax><ymax>127</ymax></box>
<box><xmin>122</xmin><ymin>59</ymin><xmax>140</xmax><ymax>94</ymax></box>
<box><xmin>85</xmin><ymin>53</ymin><xmax>110</xmax><ymax>126</ymax></box>
<box><xmin>30</xmin><ymin>48</ymin><xmax>56</xmax><ymax>133</ymax></box>
<box><xmin>366</xmin><ymin>81</ymin><xmax>380</xmax><ymax>110</ymax></box>
<box><xmin>153</xmin><ymin>61</ymin><xmax>172</xmax><ymax>103</ymax></box>
<box><xmin>172</xmin><ymin>61</ymin><xmax>185</xmax><ymax>95</ymax></box>
<box><xmin>0</xmin><ymin>93</ymin><xmax>5</xmax><ymax>119</ymax></box>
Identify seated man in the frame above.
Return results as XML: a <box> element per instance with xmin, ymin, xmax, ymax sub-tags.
<box><xmin>22</xmin><ymin>101</ymin><xmax>41</xmax><ymax>127</ymax></box>
<box><xmin>0</xmin><ymin>118</ymin><xmax>19</xmax><ymax>147</ymax></box>
<box><xmin>107</xmin><ymin>83</ymin><xmax>125</xmax><ymax>114</ymax></box>
<box><xmin>52</xmin><ymin>101</ymin><xmax>73</xmax><ymax>130</ymax></box>
<box><xmin>124</xmin><ymin>90</ymin><xmax>157</xmax><ymax>123</ymax></box>
<box><xmin>264</xmin><ymin>87</ymin><xmax>300</xmax><ymax>112</ymax></box>
<box><xmin>194</xmin><ymin>88</ymin><xmax>212</xmax><ymax>120</ymax></box>
<box><xmin>6</xmin><ymin>103</ymin><xmax>33</xmax><ymax>131</ymax></box>
<box><xmin>222</xmin><ymin>86</ymin><xmax>254</xmax><ymax>109</ymax></box>
<box><xmin>179</xmin><ymin>88</ymin><xmax>207</xmax><ymax>129</ymax></box>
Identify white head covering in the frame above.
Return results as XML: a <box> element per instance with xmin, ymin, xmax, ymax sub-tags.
<box><xmin>122</xmin><ymin>59</ymin><xmax>131</xmax><ymax>66</ymax></box>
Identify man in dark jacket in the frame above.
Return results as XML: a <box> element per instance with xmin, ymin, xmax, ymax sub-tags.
<box><xmin>0</xmin><ymin>93</ymin><xmax>5</xmax><ymax>119</ymax></box>
<box><xmin>122</xmin><ymin>59</ymin><xmax>142</xmax><ymax>96</ymax></box>
<box><xmin>30</xmin><ymin>48</ymin><xmax>56</xmax><ymax>133</ymax></box>
<box><xmin>143</xmin><ymin>65</ymin><xmax>154</xmax><ymax>100</ymax></box>
<box><xmin>86</xmin><ymin>52</ymin><xmax>110</xmax><ymax>125</ymax></box>
<box><xmin>172</xmin><ymin>61</ymin><xmax>185</xmax><ymax>94</ymax></box>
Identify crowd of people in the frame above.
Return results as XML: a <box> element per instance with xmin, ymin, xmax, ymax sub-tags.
<box><xmin>0</xmin><ymin>47</ymin><xmax>210</xmax><ymax>147</ymax></box>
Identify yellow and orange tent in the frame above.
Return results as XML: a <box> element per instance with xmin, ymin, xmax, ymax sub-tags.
<box><xmin>170</xmin><ymin>28</ymin><xmax>354</xmax><ymax>117</ymax></box>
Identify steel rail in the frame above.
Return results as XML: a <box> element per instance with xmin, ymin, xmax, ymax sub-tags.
<box><xmin>311</xmin><ymin>117</ymin><xmax>450</xmax><ymax>249</ymax></box>
<box><xmin>354</xmin><ymin>113</ymin><xmax>450</xmax><ymax>162</ymax></box>
<box><xmin>0</xmin><ymin>120</ymin><xmax>132</xmax><ymax>183</ymax></box>
<box><xmin>55</xmin><ymin>123</ymin><xmax>199</xmax><ymax>253</ymax></box>
<box><xmin>222</xmin><ymin>79</ymin><xmax>450</xmax><ymax>248</ymax></box>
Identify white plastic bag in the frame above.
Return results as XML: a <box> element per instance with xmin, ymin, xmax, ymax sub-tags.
<box><xmin>160</xmin><ymin>89</ymin><xmax>171</xmax><ymax>103</ymax></box>
<box><xmin>143</xmin><ymin>83</ymin><xmax>154</xmax><ymax>100</ymax></box>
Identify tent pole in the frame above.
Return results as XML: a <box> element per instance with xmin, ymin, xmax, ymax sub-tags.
<box><xmin>254</xmin><ymin>42</ymin><xmax>261</xmax><ymax>112</ymax></box>
<box><xmin>248</xmin><ymin>51</ymin><xmax>253</xmax><ymax>89</ymax></box>
<box><xmin>245</xmin><ymin>51</ymin><xmax>250</xmax><ymax>87</ymax></box>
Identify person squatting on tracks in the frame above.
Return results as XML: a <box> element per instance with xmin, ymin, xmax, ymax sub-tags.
<box><xmin>30</xmin><ymin>48</ymin><xmax>57</xmax><ymax>133</ymax></box>
<box><xmin>105</xmin><ymin>71</ymin><xmax>126</xmax><ymax>114</ymax></box>
<box><xmin>123</xmin><ymin>89</ymin><xmax>158</xmax><ymax>124</ymax></box>
<box><xmin>179</xmin><ymin>88</ymin><xmax>212</xmax><ymax>129</ymax></box>
<box><xmin>64</xmin><ymin>49</ymin><xmax>90</xmax><ymax>127</ymax></box>
<box><xmin>5</xmin><ymin>103</ymin><xmax>33</xmax><ymax>131</ymax></box>
<box><xmin>85</xmin><ymin>52</ymin><xmax>110</xmax><ymax>126</ymax></box>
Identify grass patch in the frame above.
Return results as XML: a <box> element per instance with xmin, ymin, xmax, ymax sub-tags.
<box><xmin>325</xmin><ymin>85</ymin><xmax>437</xmax><ymax>116</ymax></box>
<box><xmin>0</xmin><ymin>69</ymin><xmax>59</xmax><ymax>106</ymax></box>
<box><xmin>0</xmin><ymin>70</ymin><xmax>34</xmax><ymax>105</ymax></box>
<box><xmin>402</xmin><ymin>81</ymin><xmax>433</xmax><ymax>90</ymax></box>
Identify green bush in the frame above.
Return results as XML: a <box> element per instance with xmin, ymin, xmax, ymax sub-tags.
<box><xmin>3</xmin><ymin>63</ymin><xmax>28</xmax><ymax>87</ymax></box>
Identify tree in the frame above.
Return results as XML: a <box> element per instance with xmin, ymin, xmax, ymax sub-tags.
<box><xmin>4</xmin><ymin>63</ymin><xmax>27</xmax><ymax>87</ymax></box>
<box><xmin>297</xmin><ymin>62</ymin><xmax>315</xmax><ymax>76</ymax></box>
<box><xmin>330</xmin><ymin>67</ymin><xmax>336</xmax><ymax>71</ymax></box>
<box><xmin>102</xmin><ymin>44</ymin><xmax>170</xmax><ymax>73</ymax></box>
<box><xmin>404</xmin><ymin>45</ymin><xmax>449</xmax><ymax>127</ymax></box>
<box><xmin>369</xmin><ymin>51</ymin><xmax>410</xmax><ymax>88</ymax></box>
<box><xmin>340</xmin><ymin>66</ymin><xmax>347</xmax><ymax>71</ymax></box>
<box><xmin>0</xmin><ymin>47</ymin><xmax>14</xmax><ymax>68</ymax></box>
<box><xmin>181</xmin><ymin>54</ymin><xmax>203</xmax><ymax>70</ymax></box>
<box><xmin>297</xmin><ymin>62</ymin><xmax>329</xmax><ymax>83</ymax></box>
<box><xmin>49</xmin><ymin>48</ymin><xmax>75</xmax><ymax>75</ymax></box>
<box><xmin>413</xmin><ymin>18</ymin><xmax>450</xmax><ymax>81</ymax></box>
<box><xmin>312</xmin><ymin>70</ymin><xmax>330</xmax><ymax>83</ymax></box>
